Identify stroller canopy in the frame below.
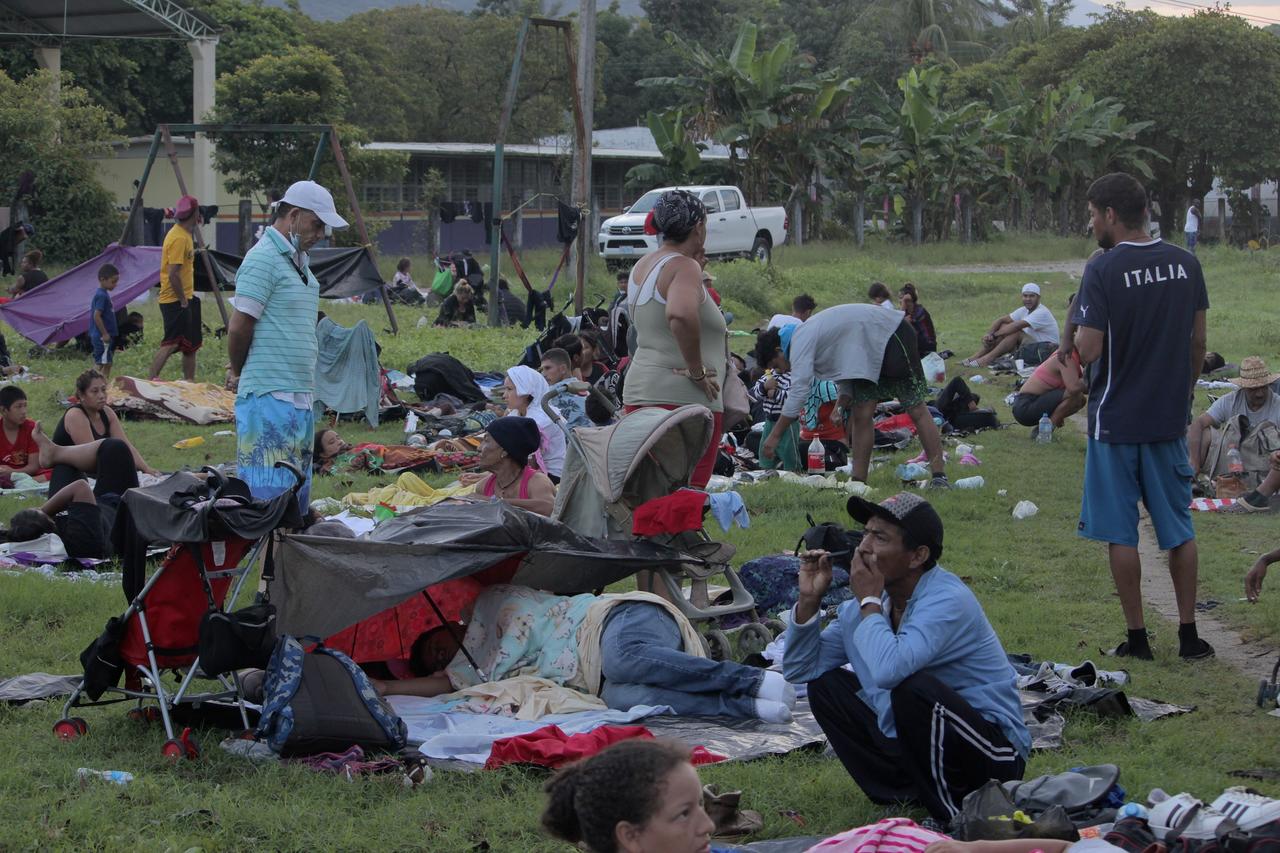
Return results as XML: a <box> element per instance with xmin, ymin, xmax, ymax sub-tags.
<box><xmin>553</xmin><ymin>405</ymin><xmax>713</xmax><ymax>538</ymax></box>
<box><xmin>270</xmin><ymin>500</ymin><xmax>693</xmax><ymax>641</ymax></box>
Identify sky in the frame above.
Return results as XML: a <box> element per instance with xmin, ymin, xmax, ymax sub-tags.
<box><xmin>1071</xmin><ymin>0</ymin><xmax>1280</xmax><ymax>27</ymax></box>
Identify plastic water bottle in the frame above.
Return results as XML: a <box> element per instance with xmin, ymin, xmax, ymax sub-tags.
<box><xmin>955</xmin><ymin>476</ymin><xmax>985</xmax><ymax>489</ymax></box>
<box><xmin>895</xmin><ymin>462</ymin><xmax>928</xmax><ymax>482</ymax></box>
<box><xmin>404</xmin><ymin>411</ymin><xmax>419</xmax><ymax>437</ymax></box>
<box><xmin>807</xmin><ymin>437</ymin><xmax>825</xmax><ymax>473</ymax></box>
<box><xmin>1228</xmin><ymin>444</ymin><xmax>1244</xmax><ymax>475</ymax></box>
<box><xmin>1119</xmin><ymin>802</ymin><xmax>1149</xmax><ymax>820</ymax></box>
<box><xmin>77</xmin><ymin>768</ymin><xmax>133</xmax><ymax>786</ymax></box>
<box><xmin>1037</xmin><ymin>413</ymin><xmax>1053</xmax><ymax>444</ymax></box>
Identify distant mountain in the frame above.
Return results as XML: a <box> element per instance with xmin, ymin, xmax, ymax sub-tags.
<box><xmin>260</xmin><ymin>0</ymin><xmax>645</xmax><ymax>21</ymax></box>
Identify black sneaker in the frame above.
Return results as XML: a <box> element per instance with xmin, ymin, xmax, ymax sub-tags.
<box><xmin>1233</xmin><ymin>490</ymin><xmax>1271</xmax><ymax>513</ymax></box>
<box><xmin>927</xmin><ymin>474</ymin><xmax>950</xmax><ymax>490</ymax></box>
<box><xmin>1106</xmin><ymin>640</ymin><xmax>1154</xmax><ymax>660</ymax></box>
<box><xmin>1180</xmin><ymin>638</ymin><xmax>1215</xmax><ymax>660</ymax></box>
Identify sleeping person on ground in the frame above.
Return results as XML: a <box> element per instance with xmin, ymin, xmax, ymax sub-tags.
<box><xmin>371</xmin><ymin>583</ymin><xmax>798</xmax><ymax>722</ymax></box>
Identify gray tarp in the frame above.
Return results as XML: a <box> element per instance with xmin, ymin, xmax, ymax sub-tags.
<box><xmin>272</xmin><ymin>501</ymin><xmax>701</xmax><ymax>640</ymax></box>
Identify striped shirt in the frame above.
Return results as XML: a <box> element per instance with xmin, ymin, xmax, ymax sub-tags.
<box><xmin>752</xmin><ymin>370</ymin><xmax>791</xmax><ymax>419</ymax></box>
<box><xmin>235</xmin><ymin>227</ymin><xmax>321</xmax><ymax>397</ymax></box>
<box><xmin>804</xmin><ymin>818</ymin><xmax>948</xmax><ymax>852</ymax></box>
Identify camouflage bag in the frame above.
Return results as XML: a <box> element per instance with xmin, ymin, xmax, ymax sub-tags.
<box><xmin>255</xmin><ymin>635</ymin><xmax>408</xmax><ymax>757</ymax></box>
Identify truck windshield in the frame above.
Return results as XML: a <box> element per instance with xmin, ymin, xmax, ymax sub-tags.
<box><xmin>626</xmin><ymin>190</ymin><xmax>663</xmax><ymax>214</ymax></box>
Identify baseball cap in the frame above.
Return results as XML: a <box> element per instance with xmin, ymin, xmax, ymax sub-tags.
<box><xmin>280</xmin><ymin>180</ymin><xmax>349</xmax><ymax>229</ymax></box>
<box><xmin>846</xmin><ymin>492</ymin><xmax>944</xmax><ymax>563</ymax></box>
<box><xmin>174</xmin><ymin>195</ymin><xmax>199</xmax><ymax>220</ymax></box>
<box><xmin>1021</xmin><ymin>282</ymin><xmax>1041</xmax><ymax>296</ymax></box>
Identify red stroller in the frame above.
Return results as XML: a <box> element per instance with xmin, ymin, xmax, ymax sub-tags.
<box><xmin>55</xmin><ymin>465</ymin><xmax>303</xmax><ymax>760</ymax></box>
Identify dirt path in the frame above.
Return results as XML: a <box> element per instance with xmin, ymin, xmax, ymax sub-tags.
<box><xmin>1136</xmin><ymin>513</ymin><xmax>1277</xmax><ymax>682</ymax></box>
<box><xmin>919</xmin><ymin>260</ymin><xmax>1088</xmax><ymax>277</ymax></box>
<box><xmin>1067</xmin><ymin>412</ymin><xmax>1276</xmax><ymax>681</ymax></box>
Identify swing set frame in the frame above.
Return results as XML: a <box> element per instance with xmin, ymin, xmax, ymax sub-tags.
<box><xmin>121</xmin><ymin>122</ymin><xmax>398</xmax><ymax>334</ymax></box>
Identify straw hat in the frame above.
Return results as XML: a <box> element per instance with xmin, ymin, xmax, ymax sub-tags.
<box><xmin>1230</xmin><ymin>356</ymin><xmax>1280</xmax><ymax>389</ymax></box>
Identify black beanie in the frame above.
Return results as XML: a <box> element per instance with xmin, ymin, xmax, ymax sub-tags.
<box><xmin>486</xmin><ymin>416</ymin><xmax>541</xmax><ymax>466</ymax></box>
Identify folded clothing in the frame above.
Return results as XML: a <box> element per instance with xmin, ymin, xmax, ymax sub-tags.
<box><xmin>633</xmin><ymin>488</ymin><xmax>707</xmax><ymax>536</ymax></box>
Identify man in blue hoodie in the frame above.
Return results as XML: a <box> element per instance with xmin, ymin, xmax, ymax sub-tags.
<box><xmin>783</xmin><ymin>492</ymin><xmax>1029</xmax><ymax>823</ymax></box>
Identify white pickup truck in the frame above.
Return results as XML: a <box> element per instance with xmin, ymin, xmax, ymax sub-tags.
<box><xmin>597</xmin><ymin>185</ymin><xmax>788</xmax><ymax>268</ymax></box>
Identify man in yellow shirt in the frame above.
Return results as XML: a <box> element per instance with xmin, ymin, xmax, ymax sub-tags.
<box><xmin>149</xmin><ymin>195</ymin><xmax>202</xmax><ymax>380</ymax></box>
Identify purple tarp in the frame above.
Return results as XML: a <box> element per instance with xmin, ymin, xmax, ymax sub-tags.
<box><xmin>0</xmin><ymin>244</ymin><xmax>161</xmax><ymax>345</ymax></box>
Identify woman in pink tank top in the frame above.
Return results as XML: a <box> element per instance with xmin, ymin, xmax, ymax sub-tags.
<box><xmin>459</xmin><ymin>416</ymin><xmax>556</xmax><ymax>516</ymax></box>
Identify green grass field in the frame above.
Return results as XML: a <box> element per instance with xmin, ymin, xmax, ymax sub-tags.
<box><xmin>2</xmin><ymin>236</ymin><xmax>1279</xmax><ymax>851</ymax></box>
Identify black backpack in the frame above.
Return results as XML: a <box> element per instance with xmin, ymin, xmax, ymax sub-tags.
<box><xmin>796</xmin><ymin>514</ymin><xmax>863</xmax><ymax>571</ymax></box>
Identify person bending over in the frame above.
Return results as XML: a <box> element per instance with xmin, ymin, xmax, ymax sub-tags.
<box><xmin>374</xmin><ymin>583</ymin><xmax>797</xmax><ymax>722</ymax></box>
<box><xmin>542</xmin><ymin>739</ymin><xmax>716</xmax><ymax>853</ymax></box>
<box><xmin>757</xmin><ymin>307</ymin><xmax>948</xmax><ymax>487</ymax></box>
<box><xmin>1010</xmin><ymin>344</ymin><xmax>1085</xmax><ymax>433</ymax></box>
<box><xmin>457</xmin><ymin>416</ymin><xmax>556</xmax><ymax>516</ymax></box>
<box><xmin>783</xmin><ymin>493</ymin><xmax>1028</xmax><ymax>823</ymax></box>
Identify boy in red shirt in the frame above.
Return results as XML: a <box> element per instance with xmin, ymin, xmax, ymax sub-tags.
<box><xmin>0</xmin><ymin>385</ymin><xmax>40</xmax><ymax>478</ymax></box>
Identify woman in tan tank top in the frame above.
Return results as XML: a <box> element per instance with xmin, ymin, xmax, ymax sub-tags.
<box><xmin>623</xmin><ymin>190</ymin><xmax>726</xmax><ymax>489</ymax></box>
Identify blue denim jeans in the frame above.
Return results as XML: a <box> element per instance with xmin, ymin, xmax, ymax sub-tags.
<box><xmin>599</xmin><ymin>603</ymin><xmax>764</xmax><ymax>718</ymax></box>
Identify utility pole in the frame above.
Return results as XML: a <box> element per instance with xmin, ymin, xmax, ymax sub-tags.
<box><xmin>570</xmin><ymin>0</ymin><xmax>596</xmax><ymax>316</ymax></box>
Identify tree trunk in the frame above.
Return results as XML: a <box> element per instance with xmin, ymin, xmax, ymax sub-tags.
<box><xmin>1056</xmin><ymin>193</ymin><xmax>1069</xmax><ymax>238</ymax></box>
<box><xmin>911</xmin><ymin>195</ymin><xmax>924</xmax><ymax>246</ymax></box>
<box><xmin>853</xmin><ymin>191</ymin><xmax>865</xmax><ymax>248</ymax></box>
<box><xmin>961</xmin><ymin>194</ymin><xmax>973</xmax><ymax>244</ymax></box>
<box><xmin>792</xmin><ymin>198</ymin><xmax>804</xmax><ymax>247</ymax></box>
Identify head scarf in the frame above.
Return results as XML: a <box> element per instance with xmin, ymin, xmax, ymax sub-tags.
<box><xmin>652</xmin><ymin>190</ymin><xmax>706</xmax><ymax>243</ymax></box>
<box><xmin>486</xmin><ymin>416</ymin><xmax>542</xmax><ymax>467</ymax></box>
<box><xmin>506</xmin><ymin>366</ymin><xmax>551</xmax><ymax>425</ymax></box>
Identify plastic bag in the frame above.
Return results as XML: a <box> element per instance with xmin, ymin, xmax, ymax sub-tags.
<box><xmin>921</xmin><ymin>352</ymin><xmax>947</xmax><ymax>385</ymax></box>
<box><xmin>1013</xmin><ymin>500</ymin><xmax>1039</xmax><ymax>519</ymax></box>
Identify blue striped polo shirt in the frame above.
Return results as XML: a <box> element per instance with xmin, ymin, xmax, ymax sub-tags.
<box><xmin>235</xmin><ymin>227</ymin><xmax>321</xmax><ymax>398</ymax></box>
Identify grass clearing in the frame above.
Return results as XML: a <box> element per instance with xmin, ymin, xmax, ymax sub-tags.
<box><xmin>2</xmin><ymin>237</ymin><xmax>1279</xmax><ymax>850</ymax></box>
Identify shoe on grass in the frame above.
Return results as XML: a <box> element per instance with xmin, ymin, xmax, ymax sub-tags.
<box><xmin>1148</xmin><ymin>792</ymin><xmax>1237</xmax><ymax>841</ymax></box>
<box><xmin>1211</xmin><ymin>787</ymin><xmax>1280</xmax><ymax>832</ymax></box>
<box><xmin>927</xmin><ymin>474</ymin><xmax>950</xmax><ymax>490</ymax></box>
<box><xmin>1234</xmin><ymin>490</ymin><xmax>1271</xmax><ymax>512</ymax></box>
<box><xmin>1105</xmin><ymin>640</ymin><xmax>1153</xmax><ymax>661</ymax></box>
<box><xmin>1180</xmin><ymin>638</ymin><xmax>1215</xmax><ymax>660</ymax></box>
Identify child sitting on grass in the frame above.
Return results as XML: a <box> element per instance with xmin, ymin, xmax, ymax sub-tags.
<box><xmin>89</xmin><ymin>263</ymin><xmax>119</xmax><ymax>380</ymax></box>
<box><xmin>0</xmin><ymin>385</ymin><xmax>41</xmax><ymax>481</ymax></box>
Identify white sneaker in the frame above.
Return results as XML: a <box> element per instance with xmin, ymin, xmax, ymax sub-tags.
<box><xmin>756</xmin><ymin>671</ymin><xmax>797</xmax><ymax>709</ymax></box>
<box><xmin>1148</xmin><ymin>792</ymin><xmax>1238</xmax><ymax>841</ymax></box>
<box><xmin>1211</xmin><ymin>787</ymin><xmax>1280</xmax><ymax>832</ymax></box>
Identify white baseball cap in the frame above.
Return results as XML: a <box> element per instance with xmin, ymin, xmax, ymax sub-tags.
<box><xmin>280</xmin><ymin>180</ymin><xmax>348</xmax><ymax>229</ymax></box>
<box><xmin>1021</xmin><ymin>282</ymin><xmax>1041</xmax><ymax>295</ymax></box>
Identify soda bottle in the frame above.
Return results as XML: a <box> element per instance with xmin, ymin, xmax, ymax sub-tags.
<box><xmin>77</xmin><ymin>768</ymin><xmax>133</xmax><ymax>786</ymax></box>
<box><xmin>807</xmin><ymin>436</ymin><xmax>825</xmax><ymax>473</ymax></box>
<box><xmin>1037</xmin><ymin>414</ymin><xmax>1053</xmax><ymax>444</ymax></box>
<box><xmin>1228</xmin><ymin>444</ymin><xmax>1244</xmax><ymax>475</ymax></box>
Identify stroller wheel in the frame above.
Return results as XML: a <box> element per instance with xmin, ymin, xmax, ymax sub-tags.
<box><xmin>764</xmin><ymin>619</ymin><xmax>787</xmax><ymax>638</ymax></box>
<box><xmin>1258</xmin><ymin>678</ymin><xmax>1278</xmax><ymax>708</ymax></box>
<box><xmin>738</xmin><ymin>623</ymin><xmax>773</xmax><ymax>657</ymax></box>
<box><xmin>705</xmin><ymin>629</ymin><xmax>732</xmax><ymax>662</ymax></box>
<box><xmin>53</xmin><ymin>718</ymin><xmax>86</xmax><ymax>740</ymax></box>
<box><xmin>161</xmin><ymin>739</ymin><xmax>186</xmax><ymax>761</ymax></box>
<box><xmin>127</xmin><ymin>706</ymin><xmax>162</xmax><ymax>724</ymax></box>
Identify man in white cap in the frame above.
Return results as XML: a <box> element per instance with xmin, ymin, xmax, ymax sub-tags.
<box><xmin>962</xmin><ymin>282</ymin><xmax>1059</xmax><ymax>368</ymax></box>
<box><xmin>149</xmin><ymin>195</ymin><xmax>202</xmax><ymax>381</ymax></box>
<box><xmin>226</xmin><ymin>180</ymin><xmax>347</xmax><ymax>512</ymax></box>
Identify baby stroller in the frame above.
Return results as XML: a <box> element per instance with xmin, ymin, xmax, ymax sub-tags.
<box><xmin>546</xmin><ymin>392</ymin><xmax>767</xmax><ymax>661</ymax></box>
<box><xmin>54</xmin><ymin>464</ymin><xmax>303</xmax><ymax>760</ymax></box>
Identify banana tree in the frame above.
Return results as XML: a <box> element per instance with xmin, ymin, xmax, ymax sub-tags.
<box><xmin>639</xmin><ymin>21</ymin><xmax>858</xmax><ymax>244</ymax></box>
<box><xmin>623</xmin><ymin>109</ymin><xmax>726</xmax><ymax>192</ymax></box>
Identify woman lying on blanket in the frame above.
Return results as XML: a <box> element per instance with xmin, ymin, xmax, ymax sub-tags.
<box><xmin>456</xmin><ymin>416</ymin><xmax>556</xmax><ymax>516</ymax></box>
<box><xmin>49</xmin><ymin>369</ymin><xmax>158</xmax><ymax>496</ymax></box>
<box><xmin>370</xmin><ymin>583</ymin><xmax>797</xmax><ymax>723</ymax></box>
<box><xmin>312</xmin><ymin>428</ymin><xmax>471</xmax><ymax>476</ymax></box>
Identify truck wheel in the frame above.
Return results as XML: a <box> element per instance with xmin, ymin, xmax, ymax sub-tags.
<box><xmin>751</xmin><ymin>235</ymin><xmax>772</xmax><ymax>264</ymax></box>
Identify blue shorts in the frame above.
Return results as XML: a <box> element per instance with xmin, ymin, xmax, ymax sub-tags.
<box><xmin>91</xmin><ymin>336</ymin><xmax>115</xmax><ymax>366</ymax></box>
<box><xmin>1079</xmin><ymin>437</ymin><xmax>1195</xmax><ymax>550</ymax></box>
<box><xmin>235</xmin><ymin>393</ymin><xmax>314</xmax><ymax>515</ymax></box>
